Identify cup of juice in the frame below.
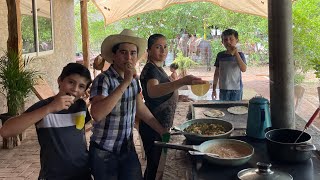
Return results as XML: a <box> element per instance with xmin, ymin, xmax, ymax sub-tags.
<box><xmin>74</xmin><ymin>114</ymin><xmax>85</xmax><ymax>130</ymax></box>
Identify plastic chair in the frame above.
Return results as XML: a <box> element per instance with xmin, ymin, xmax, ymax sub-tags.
<box><xmin>294</xmin><ymin>85</ymin><xmax>305</xmax><ymax>111</ymax></box>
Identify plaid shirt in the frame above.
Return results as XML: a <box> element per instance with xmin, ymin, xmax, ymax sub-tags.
<box><xmin>90</xmin><ymin>65</ymin><xmax>140</xmax><ymax>153</ymax></box>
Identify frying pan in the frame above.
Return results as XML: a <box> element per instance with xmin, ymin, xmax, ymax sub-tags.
<box><xmin>154</xmin><ymin>139</ymin><xmax>254</xmax><ymax>166</ymax></box>
<box><xmin>171</xmin><ymin>118</ymin><xmax>234</xmax><ymax>143</ymax></box>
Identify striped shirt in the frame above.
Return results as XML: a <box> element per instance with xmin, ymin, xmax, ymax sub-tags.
<box><xmin>90</xmin><ymin>65</ymin><xmax>140</xmax><ymax>153</ymax></box>
<box><xmin>26</xmin><ymin>98</ymin><xmax>91</xmax><ymax>179</ymax></box>
<box><xmin>214</xmin><ymin>51</ymin><xmax>246</xmax><ymax>90</ymax></box>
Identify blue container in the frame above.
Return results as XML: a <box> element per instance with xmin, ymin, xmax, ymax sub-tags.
<box><xmin>246</xmin><ymin>96</ymin><xmax>272</xmax><ymax>139</ymax></box>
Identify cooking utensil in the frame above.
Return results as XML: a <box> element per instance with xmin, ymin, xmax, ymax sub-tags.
<box><xmin>238</xmin><ymin>162</ymin><xmax>293</xmax><ymax>180</ymax></box>
<box><xmin>188</xmin><ymin>150</ymin><xmax>219</xmax><ymax>158</ymax></box>
<box><xmin>265</xmin><ymin>128</ymin><xmax>316</xmax><ymax>163</ymax></box>
<box><xmin>172</xmin><ymin>118</ymin><xmax>234</xmax><ymax>143</ymax></box>
<box><xmin>155</xmin><ymin>133</ymin><xmax>170</xmax><ymax>180</ymax></box>
<box><xmin>294</xmin><ymin>107</ymin><xmax>320</xmax><ymax>143</ymax></box>
<box><xmin>246</xmin><ymin>96</ymin><xmax>272</xmax><ymax>139</ymax></box>
<box><xmin>155</xmin><ymin>139</ymin><xmax>254</xmax><ymax>166</ymax></box>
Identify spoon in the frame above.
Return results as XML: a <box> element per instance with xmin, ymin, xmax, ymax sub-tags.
<box><xmin>294</xmin><ymin>107</ymin><xmax>320</xmax><ymax>143</ymax></box>
<box><xmin>188</xmin><ymin>150</ymin><xmax>220</xmax><ymax>158</ymax></box>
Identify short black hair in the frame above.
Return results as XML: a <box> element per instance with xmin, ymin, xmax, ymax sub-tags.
<box><xmin>148</xmin><ymin>34</ymin><xmax>166</xmax><ymax>50</ymax></box>
<box><xmin>221</xmin><ymin>29</ymin><xmax>239</xmax><ymax>40</ymax></box>
<box><xmin>170</xmin><ymin>63</ymin><xmax>179</xmax><ymax>70</ymax></box>
<box><xmin>59</xmin><ymin>63</ymin><xmax>92</xmax><ymax>89</ymax></box>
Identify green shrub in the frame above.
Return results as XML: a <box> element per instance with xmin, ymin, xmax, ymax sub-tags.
<box><xmin>0</xmin><ymin>50</ymin><xmax>39</xmax><ymax>115</ymax></box>
<box><xmin>173</xmin><ymin>52</ymin><xmax>198</xmax><ymax>76</ymax></box>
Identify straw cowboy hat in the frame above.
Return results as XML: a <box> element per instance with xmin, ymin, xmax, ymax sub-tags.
<box><xmin>101</xmin><ymin>29</ymin><xmax>147</xmax><ymax>63</ymax></box>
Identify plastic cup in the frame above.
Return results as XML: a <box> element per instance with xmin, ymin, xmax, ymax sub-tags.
<box><xmin>75</xmin><ymin>114</ymin><xmax>85</xmax><ymax>130</ymax></box>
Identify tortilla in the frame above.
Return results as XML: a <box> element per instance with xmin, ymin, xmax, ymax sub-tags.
<box><xmin>191</xmin><ymin>81</ymin><xmax>210</xmax><ymax>96</ymax></box>
<box><xmin>227</xmin><ymin>106</ymin><xmax>248</xmax><ymax>115</ymax></box>
<box><xmin>203</xmin><ymin>109</ymin><xmax>225</xmax><ymax>118</ymax></box>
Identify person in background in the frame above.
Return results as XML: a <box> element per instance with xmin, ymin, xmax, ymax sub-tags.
<box><xmin>187</xmin><ymin>34</ymin><xmax>198</xmax><ymax>60</ymax></box>
<box><xmin>197</xmin><ymin>38</ymin><xmax>213</xmax><ymax>71</ymax></box>
<box><xmin>139</xmin><ymin>33</ymin><xmax>206</xmax><ymax>180</ymax></box>
<box><xmin>212</xmin><ymin>29</ymin><xmax>247</xmax><ymax>101</ymax></box>
<box><xmin>89</xmin><ymin>29</ymin><xmax>167</xmax><ymax>180</ymax></box>
<box><xmin>0</xmin><ymin>63</ymin><xmax>93</xmax><ymax>180</ymax></box>
<box><xmin>178</xmin><ymin>32</ymin><xmax>189</xmax><ymax>57</ymax></box>
<box><xmin>169</xmin><ymin>63</ymin><xmax>179</xmax><ymax>81</ymax></box>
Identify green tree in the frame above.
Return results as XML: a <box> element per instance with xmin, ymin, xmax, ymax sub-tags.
<box><xmin>293</xmin><ymin>0</ymin><xmax>320</xmax><ymax>78</ymax></box>
<box><xmin>74</xmin><ymin>1</ymin><xmax>319</xmax><ymax>80</ymax></box>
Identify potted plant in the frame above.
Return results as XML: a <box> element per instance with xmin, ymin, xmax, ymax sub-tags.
<box><xmin>0</xmin><ymin>50</ymin><xmax>39</xmax><ymax>148</ymax></box>
<box><xmin>173</xmin><ymin>52</ymin><xmax>198</xmax><ymax>77</ymax></box>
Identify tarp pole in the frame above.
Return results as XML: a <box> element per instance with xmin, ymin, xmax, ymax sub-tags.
<box><xmin>268</xmin><ymin>0</ymin><xmax>295</xmax><ymax>128</ymax></box>
<box><xmin>80</xmin><ymin>0</ymin><xmax>90</xmax><ymax>68</ymax></box>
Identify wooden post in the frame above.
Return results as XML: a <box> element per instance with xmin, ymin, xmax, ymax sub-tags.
<box><xmin>4</xmin><ymin>0</ymin><xmax>25</xmax><ymax>148</ymax></box>
<box><xmin>80</xmin><ymin>0</ymin><xmax>90</xmax><ymax>68</ymax></box>
<box><xmin>6</xmin><ymin>0</ymin><xmax>22</xmax><ymax>54</ymax></box>
<box><xmin>268</xmin><ymin>0</ymin><xmax>295</xmax><ymax>128</ymax></box>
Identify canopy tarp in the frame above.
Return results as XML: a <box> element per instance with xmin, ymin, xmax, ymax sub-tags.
<box><xmin>21</xmin><ymin>0</ymin><xmax>51</xmax><ymax>18</ymax></box>
<box><xmin>92</xmin><ymin>0</ymin><xmax>268</xmax><ymax>25</ymax></box>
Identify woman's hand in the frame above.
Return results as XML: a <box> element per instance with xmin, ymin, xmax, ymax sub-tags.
<box><xmin>180</xmin><ymin>75</ymin><xmax>206</xmax><ymax>85</ymax></box>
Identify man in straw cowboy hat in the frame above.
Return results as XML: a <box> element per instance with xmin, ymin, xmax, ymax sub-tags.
<box><xmin>89</xmin><ymin>29</ymin><xmax>167</xmax><ymax>180</ymax></box>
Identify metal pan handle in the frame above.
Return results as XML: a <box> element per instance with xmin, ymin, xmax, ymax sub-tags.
<box><xmin>154</xmin><ymin>141</ymin><xmax>198</xmax><ymax>151</ymax></box>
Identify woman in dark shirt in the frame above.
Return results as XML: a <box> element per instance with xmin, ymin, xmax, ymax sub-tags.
<box><xmin>139</xmin><ymin>34</ymin><xmax>205</xmax><ymax>180</ymax></box>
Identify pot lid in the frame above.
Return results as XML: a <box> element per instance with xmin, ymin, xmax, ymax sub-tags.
<box><xmin>249</xmin><ymin>96</ymin><xmax>269</xmax><ymax>104</ymax></box>
<box><xmin>238</xmin><ymin>162</ymin><xmax>293</xmax><ymax>180</ymax></box>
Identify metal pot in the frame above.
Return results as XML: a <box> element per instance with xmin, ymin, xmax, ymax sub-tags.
<box><xmin>265</xmin><ymin>128</ymin><xmax>316</xmax><ymax>163</ymax></box>
<box><xmin>238</xmin><ymin>162</ymin><xmax>293</xmax><ymax>180</ymax></box>
<box><xmin>172</xmin><ymin>118</ymin><xmax>234</xmax><ymax>143</ymax></box>
<box><xmin>154</xmin><ymin>139</ymin><xmax>254</xmax><ymax>166</ymax></box>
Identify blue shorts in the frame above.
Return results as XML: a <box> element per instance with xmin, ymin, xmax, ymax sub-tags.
<box><xmin>219</xmin><ymin>89</ymin><xmax>242</xmax><ymax>101</ymax></box>
<box><xmin>89</xmin><ymin>143</ymin><xmax>143</xmax><ymax>180</ymax></box>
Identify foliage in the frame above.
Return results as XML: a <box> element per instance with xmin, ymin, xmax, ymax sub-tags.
<box><xmin>294</xmin><ymin>73</ymin><xmax>305</xmax><ymax>85</ymax></box>
<box><xmin>0</xmin><ymin>50</ymin><xmax>39</xmax><ymax>115</ymax></box>
<box><xmin>292</xmin><ymin>0</ymin><xmax>320</xmax><ymax>78</ymax></box>
<box><xmin>74</xmin><ymin>1</ymin><xmax>118</xmax><ymax>53</ymax></box>
<box><xmin>173</xmin><ymin>52</ymin><xmax>198</xmax><ymax>76</ymax></box>
<box><xmin>74</xmin><ymin>1</ymin><xmax>319</xmax><ymax>80</ymax></box>
<box><xmin>21</xmin><ymin>15</ymin><xmax>52</xmax><ymax>43</ymax></box>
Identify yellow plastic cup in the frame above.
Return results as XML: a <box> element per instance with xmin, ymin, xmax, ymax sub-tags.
<box><xmin>75</xmin><ymin>114</ymin><xmax>85</xmax><ymax>130</ymax></box>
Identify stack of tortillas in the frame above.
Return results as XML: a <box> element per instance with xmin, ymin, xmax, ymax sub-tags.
<box><xmin>191</xmin><ymin>81</ymin><xmax>210</xmax><ymax>96</ymax></box>
<box><xmin>227</xmin><ymin>106</ymin><xmax>248</xmax><ymax>115</ymax></box>
<box><xmin>203</xmin><ymin>109</ymin><xmax>225</xmax><ymax>118</ymax></box>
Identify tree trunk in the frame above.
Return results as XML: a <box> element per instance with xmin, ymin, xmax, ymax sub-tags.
<box><xmin>6</xmin><ymin>0</ymin><xmax>22</xmax><ymax>53</ymax></box>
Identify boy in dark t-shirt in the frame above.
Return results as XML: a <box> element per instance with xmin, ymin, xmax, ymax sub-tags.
<box><xmin>212</xmin><ymin>29</ymin><xmax>247</xmax><ymax>101</ymax></box>
<box><xmin>0</xmin><ymin>63</ymin><xmax>92</xmax><ymax>180</ymax></box>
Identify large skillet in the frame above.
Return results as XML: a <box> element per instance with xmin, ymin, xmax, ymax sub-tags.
<box><xmin>155</xmin><ymin>139</ymin><xmax>254</xmax><ymax>166</ymax></box>
<box><xmin>172</xmin><ymin>118</ymin><xmax>234</xmax><ymax>143</ymax></box>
